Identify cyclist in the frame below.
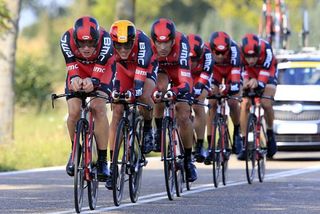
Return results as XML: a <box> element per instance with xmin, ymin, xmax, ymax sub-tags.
<box><xmin>187</xmin><ymin>33</ymin><xmax>214</xmax><ymax>163</ymax></box>
<box><xmin>108</xmin><ymin>20</ymin><xmax>157</xmax><ymax>157</ymax></box>
<box><xmin>60</xmin><ymin>16</ymin><xmax>115</xmax><ymax>180</ymax></box>
<box><xmin>238</xmin><ymin>33</ymin><xmax>278</xmax><ymax>159</ymax></box>
<box><xmin>151</xmin><ymin>18</ymin><xmax>197</xmax><ymax>182</ymax></box>
<box><xmin>205</xmin><ymin>31</ymin><xmax>242</xmax><ymax>164</ymax></box>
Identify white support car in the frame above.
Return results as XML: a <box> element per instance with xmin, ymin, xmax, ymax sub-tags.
<box><xmin>274</xmin><ymin>50</ymin><xmax>320</xmax><ymax>150</ymax></box>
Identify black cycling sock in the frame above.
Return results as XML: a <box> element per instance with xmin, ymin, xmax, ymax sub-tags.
<box><xmin>143</xmin><ymin>119</ymin><xmax>152</xmax><ymax>132</ymax></box>
<box><xmin>207</xmin><ymin>135</ymin><xmax>212</xmax><ymax>148</ymax></box>
<box><xmin>155</xmin><ymin>117</ymin><xmax>163</xmax><ymax>130</ymax></box>
<box><xmin>185</xmin><ymin>148</ymin><xmax>192</xmax><ymax>161</ymax></box>
<box><xmin>110</xmin><ymin>150</ymin><xmax>113</xmax><ymax>161</ymax></box>
<box><xmin>196</xmin><ymin>139</ymin><xmax>203</xmax><ymax>148</ymax></box>
<box><xmin>234</xmin><ymin>124</ymin><xmax>240</xmax><ymax>135</ymax></box>
<box><xmin>98</xmin><ymin>149</ymin><xmax>107</xmax><ymax>162</ymax></box>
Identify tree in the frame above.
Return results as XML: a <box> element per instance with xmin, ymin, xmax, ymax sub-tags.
<box><xmin>0</xmin><ymin>0</ymin><xmax>21</xmax><ymax>143</ymax></box>
<box><xmin>116</xmin><ymin>0</ymin><xmax>135</xmax><ymax>21</ymax></box>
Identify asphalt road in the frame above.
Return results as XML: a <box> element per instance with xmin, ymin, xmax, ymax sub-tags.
<box><xmin>1</xmin><ymin>151</ymin><xmax>320</xmax><ymax>214</ymax></box>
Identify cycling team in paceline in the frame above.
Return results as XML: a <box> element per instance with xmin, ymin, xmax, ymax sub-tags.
<box><xmin>60</xmin><ymin>16</ymin><xmax>278</xmax><ymax>186</ymax></box>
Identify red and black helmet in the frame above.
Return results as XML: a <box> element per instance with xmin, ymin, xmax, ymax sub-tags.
<box><xmin>187</xmin><ymin>34</ymin><xmax>204</xmax><ymax>60</ymax></box>
<box><xmin>73</xmin><ymin>16</ymin><xmax>100</xmax><ymax>47</ymax></box>
<box><xmin>241</xmin><ymin>33</ymin><xmax>261</xmax><ymax>57</ymax></box>
<box><xmin>209</xmin><ymin>31</ymin><xmax>231</xmax><ymax>54</ymax></box>
<box><xmin>150</xmin><ymin>18</ymin><xmax>176</xmax><ymax>42</ymax></box>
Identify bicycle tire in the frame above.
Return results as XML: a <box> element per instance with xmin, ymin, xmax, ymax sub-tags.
<box><xmin>173</xmin><ymin>129</ymin><xmax>184</xmax><ymax>196</ymax></box>
<box><xmin>245</xmin><ymin>114</ymin><xmax>257</xmax><ymax>184</ymax></box>
<box><xmin>88</xmin><ymin>133</ymin><xmax>99</xmax><ymax>210</ymax></box>
<box><xmin>129</xmin><ymin>116</ymin><xmax>144</xmax><ymax>203</ymax></box>
<box><xmin>222</xmin><ymin>126</ymin><xmax>229</xmax><ymax>186</ymax></box>
<box><xmin>162</xmin><ymin>117</ymin><xmax>175</xmax><ymax>200</ymax></box>
<box><xmin>112</xmin><ymin>118</ymin><xmax>128</xmax><ymax>206</ymax></box>
<box><xmin>73</xmin><ymin>121</ymin><xmax>86</xmax><ymax>213</ymax></box>
<box><xmin>258</xmin><ymin>116</ymin><xmax>267</xmax><ymax>182</ymax></box>
<box><xmin>212</xmin><ymin>115</ymin><xmax>221</xmax><ymax>188</ymax></box>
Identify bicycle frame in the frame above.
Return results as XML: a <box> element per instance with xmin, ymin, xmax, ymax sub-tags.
<box><xmin>51</xmin><ymin>90</ymin><xmax>110</xmax><ymax>212</ymax></box>
<box><xmin>111</xmin><ymin>96</ymin><xmax>151</xmax><ymax>206</ymax></box>
<box><xmin>244</xmin><ymin>91</ymin><xmax>273</xmax><ymax>184</ymax></box>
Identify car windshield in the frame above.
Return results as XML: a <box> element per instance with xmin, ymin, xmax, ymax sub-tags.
<box><xmin>278</xmin><ymin>67</ymin><xmax>320</xmax><ymax>85</ymax></box>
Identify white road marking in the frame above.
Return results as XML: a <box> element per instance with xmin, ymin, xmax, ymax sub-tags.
<box><xmin>46</xmin><ymin>164</ymin><xmax>320</xmax><ymax>214</ymax></box>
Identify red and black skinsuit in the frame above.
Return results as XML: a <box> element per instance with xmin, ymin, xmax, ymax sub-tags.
<box><xmin>152</xmin><ymin>31</ymin><xmax>193</xmax><ymax>96</ymax></box>
<box><xmin>60</xmin><ymin>27</ymin><xmax>116</xmax><ymax>97</ymax></box>
<box><xmin>113</xmin><ymin>30</ymin><xmax>158</xmax><ymax>94</ymax></box>
<box><xmin>211</xmin><ymin>40</ymin><xmax>242</xmax><ymax>95</ymax></box>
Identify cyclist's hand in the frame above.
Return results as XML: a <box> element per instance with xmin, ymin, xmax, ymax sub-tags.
<box><xmin>218</xmin><ymin>84</ymin><xmax>228</xmax><ymax>96</ymax></box>
<box><xmin>111</xmin><ymin>90</ymin><xmax>120</xmax><ymax>102</ymax></box>
<box><xmin>125</xmin><ymin>90</ymin><xmax>135</xmax><ymax>103</ymax></box>
<box><xmin>254</xmin><ymin>81</ymin><xmax>266</xmax><ymax>97</ymax></box>
<box><xmin>245</xmin><ymin>78</ymin><xmax>258</xmax><ymax>89</ymax></box>
<box><xmin>82</xmin><ymin>78</ymin><xmax>94</xmax><ymax>93</ymax></box>
<box><xmin>70</xmin><ymin>77</ymin><xmax>82</xmax><ymax>91</ymax></box>
<box><xmin>152</xmin><ymin>90</ymin><xmax>162</xmax><ymax>103</ymax></box>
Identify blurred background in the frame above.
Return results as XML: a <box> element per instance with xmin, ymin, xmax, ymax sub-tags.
<box><xmin>0</xmin><ymin>0</ymin><xmax>319</xmax><ymax>171</ymax></box>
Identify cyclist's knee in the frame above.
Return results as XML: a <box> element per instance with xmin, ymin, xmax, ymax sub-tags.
<box><xmin>68</xmin><ymin>110</ymin><xmax>80</xmax><ymax>122</ymax></box>
<box><xmin>261</xmin><ymin>101</ymin><xmax>273</xmax><ymax>110</ymax></box>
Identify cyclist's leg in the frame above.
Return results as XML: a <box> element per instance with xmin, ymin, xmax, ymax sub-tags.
<box><xmin>110</xmin><ymin>65</ymin><xmax>133</xmax><ymax>160</ymax></box>
<box><xmin>238</xmin><ymin>91</ymin><xmax>251</xmax><ymax>160</ymax></box>
<box><xmin>228</xmin><ymin>90</ymin><xmax>242</xmax><ymax>154</ymax></box>
<box><xmin>91</xmin><ymin>90</ymin><xmax>111</xmax><ymax>180</ymax></box>
<box><xmin>176</xmin><ymin>102</ymin><xmax>197</xmax><ymax>182</ymax></box>
<box><xmin>138</xmin><ymin>77</ymin><xmax>156</xmax><ymax>154</ymax></box>
<box><xmin>153</xmin><ymin>72</ymin><xmax>169</xmax><ymax>152</ymax></box>
<box><xmin>193</xmin><ymin>90</ymin><xmax>208</xmax><ymax>162</ymax></box>
<box><xmin>109</xmin><ymin>103</ymin><xmax>124</xmax><ymax>160</ymax></box>
<box><xmin>261</xmin><ymin>83</ymin><xmax>277</xmax><ymax>158</ymax></box>
<box><xmin>66</xmin><ymin>97</ymin><xmax>81</xmax><ymax>176</ymax></box>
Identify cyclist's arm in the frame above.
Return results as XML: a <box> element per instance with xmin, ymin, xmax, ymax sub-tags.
<box><xmin>91</xmin><ymin>31</ymin><xmax>114</xmax><ymax>87</ymax></box>
<box><xmin>133</xmin><ymin>31</ymin><xmax>153</xmax><ymax>97</ymax></box>
<box><xmin>174</xmin><ymin>35</ymin><xmax>192</xmax><ymax>94</ymax></box>
<box><xmin>198</xmin><ymin>49</ymin><xmax>213</xmax><ymax>86</ymax></box>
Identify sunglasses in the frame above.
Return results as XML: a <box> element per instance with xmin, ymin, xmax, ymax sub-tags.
<box><xmin>213</xmin><ymin>50</ymin><xmax>228</xmax><ymax>55</ymax></box>
<box><xmin>244</xmin><ymin>54</ymin><xmax>259</xmax><ymax>58</ymax></box>
<box><xmin>78</xmin><ymin>40</ymin><xmax>96</xmax><ymax>48</ymax></box>
<box><xmin>114</xmin><ymin>41</ymin><xmax>134</xmax><ymax>50</ymax></box>
<box><xmin>191</xmin><ymin>56</ymin><xmax>201</xmax><ymax>62</ymax></box>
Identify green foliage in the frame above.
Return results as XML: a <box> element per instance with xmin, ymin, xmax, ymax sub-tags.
<box><xmin>0</xmin><ymin>0</ymin><xmax>10</xmax><ymax>33</ymax></box>
<box><xmin>15</xmin><ymin>56</ymin><xmax>55</xmax><ymax>112</ymax></box>
<box><xmin>0</xmin><ymin>107</ymin><xmax>70</xmax><ymax>171</ymax></box>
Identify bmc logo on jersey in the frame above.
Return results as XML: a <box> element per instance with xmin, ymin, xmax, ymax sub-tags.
<box><xmin>93</xmin><ymin>66</ymin><xmax>105</xmax><ymax>73</ymax></box>
<box><xmin>230</xmin><ymin>46</ymin><xmax>237</xmax><ymax>65</ymax></box>
<box><xmin>138</xmin><ymin>42</ymin><xmax>146</xmax><ymax>66</ymax></box>
<box><xmin>181</xmin><ymin>71</ymin><xmax>191</xmax><ymax>78</ymax></box>
<box><xmin>99</xmin><ymin>37</ymin><xmax>111</xmax><ymax>61</ymax></box>
<box><xmin>67</xmin><ymin>64</ymin><xmax>78</xmax><ymax>71</ymax></box>
<box><xmin>264</xmin><ymin>49</ymin><xmax>272</xmax><ymax>68</ymax></box>
<box><xmin>180</xmin><ymin>42</ymin><xmax>188</xmax><ymax>67</ymax></box>
<box><xmin>135</xmin><ymin>69</ymin><xmax>147</xmax><ymax>76</ymax></box>
<box><xmin>204</xmin><ymin>53</ymin><xmax>212</xmax><ymax>72</ymax></box>
<box><xmin>61</xmin><ymin>35</ymin><xmax>74</xmax><ymax>58</ymax></box>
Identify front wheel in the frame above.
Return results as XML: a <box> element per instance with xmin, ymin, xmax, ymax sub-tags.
<box><xmin>112</xmin><ymin>119</ymin><xmax>128</xmax><ymax>206</ymax></box>
<box><xmin>245</xmin><ymin>114</ymin><xmax>257</xmax><ymax>184</ymax></box>
<box><xmin>73</xmin><ymin>121</ymin><xmax>86</xmax><ymax>213</ymax></box>
<box><xmin>211</xmin><ymin>115</ymin><xmax>221</xmax><ymax>188</ymax></box>
<box><xmin>173</xmin><ymin>129</ymin><xmax>184</xmax><ymax>196</ymax></box>
<box><xmin>88</xmin><ymin>134</ymin><xmax>99</xmax><ymax>210</ymax></box>
<box><xmin>129</xmin><ymin>116</ymin><xmax>144</xmax><ymax>203</ymax></box>
<box><xmin>162</xmin><ymin>118</ymin><xmax>175</xmax><ymax>200</ymax></box>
